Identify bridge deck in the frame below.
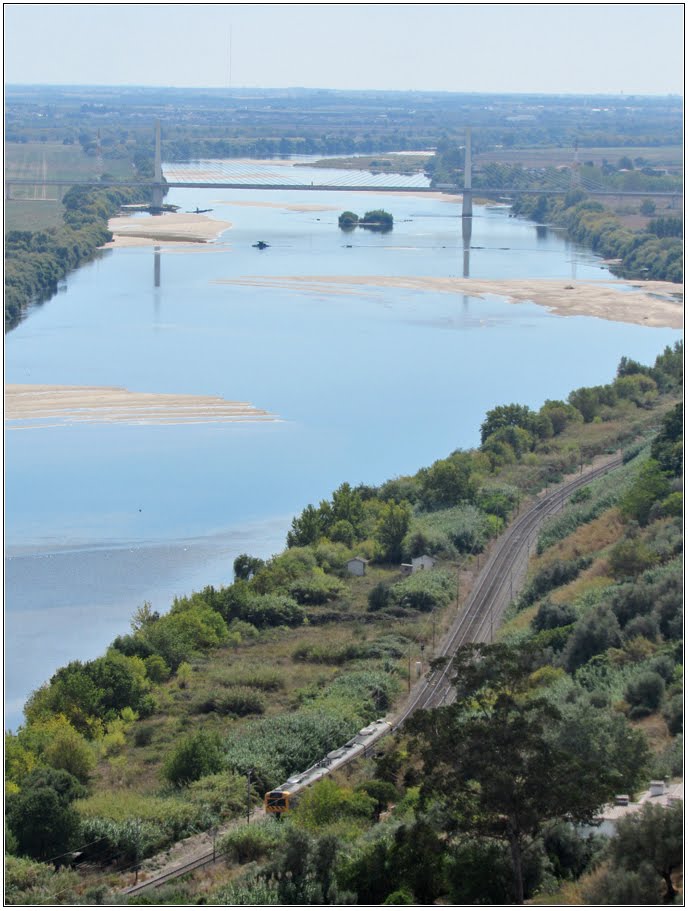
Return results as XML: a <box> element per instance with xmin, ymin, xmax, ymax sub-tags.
<box><xmin>4</xmin><ymin>177</ymin><xmax>681</xmax><ymax>198</ymax></box>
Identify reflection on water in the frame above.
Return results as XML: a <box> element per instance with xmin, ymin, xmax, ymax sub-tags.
<box><xmin>4</xmin><ymin>161</ymin><xmax>683</xmax><ymax>729</ymax></box>
<box><xmin>462</xmin><ymin>216</ymin><xmax>472</xmax><ymax>279</ymax></box>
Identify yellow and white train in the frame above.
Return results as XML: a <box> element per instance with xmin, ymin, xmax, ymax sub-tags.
<box><xmin>264</xmin><ymin>718</ymin><xmax>393</xmax><ymax>815</ymax></box>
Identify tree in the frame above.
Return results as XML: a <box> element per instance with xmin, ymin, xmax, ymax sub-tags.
<box><xmin>480</xmin><ymin>403</ymin><xmax>536</xmax><ymax>444</ymax></box>
<box><xmin>338</xmin><ymin>211</ymin><xmax>359</xmax><ymax>229</ymax></box>
<box><xmin>609</xmin><ymin>802</ymin><xmax>683</xmax><ymax>902</ymax></box>
<box><xmin>650</xmin><ymin>403</ymin><xmax>683</xmax><ymax>475</ymax></box>
<box><xmin>233</xmin><ymin>553</ymin><xmax>265</xmax><ymax>581</ymax></box>
<box><xmin>562</xmin><ymin>606</ymin><xmax>622</xmax><ymax>671</ymax></box>
<box><xmin>355</xmin><ymin>780</ymin><xmax>398</xmax><ymax>821</ymax></box>
<box><xmin>408</xmin><ymin>643</ymin><xmax>648</xmax><ymax>904</ymax></box>
<box><xmin>568</xmin><ymin>386</ymin><xmax>600</xmax><ymax>423</ymax></box>
<box><xmin>418</xmin><ymin>452</ymin><xmax>477</xmax><ymax>509</ymax></box>
<box><xmin>330</xmin><ymin>482</ymin><xmax>365</xmax><ymax>533</ymax></box>
<box><xmin>361</xmin><ymin>209</ymin><xmax>393</xmax><ymax>231</ymax></box>
<box><xmin>287</xmin><ymin>504</ymin><xmax>323</xmax><ymax>547</ymax></box>
<box><xmin>375</xmin><ymin>500</ymin><xmax>412</xmax><ymax>563</ymax></box>
<box><xmin>6</xmin><ymin>783</ymin><xmax>81</xmax><ymax>862</ymax></box>
<box><xmin>620</xmin><ymin>459</ymin><xmax>671</xmax><ymax>525</ymax></box>
<box><xmin>42</xmin><ymin>723</ymin><xmax>96</xmax><ymax>783</ymax></box>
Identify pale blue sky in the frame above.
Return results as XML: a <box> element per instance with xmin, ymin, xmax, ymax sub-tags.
<box><xmin>4</xmin><ymin>3</ymin><xmax>684</xmax><ymax>95</ymax></box>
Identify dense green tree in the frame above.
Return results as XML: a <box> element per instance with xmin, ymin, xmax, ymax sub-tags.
<box><xmin>338</xmin><ymin>211</ymin><xmax>359</xmax><ymax>228</ymax></box>
<box><xmin>480</xmin><ymin>403</ymin><xmax>536</xmax><ymax>444</ymax></box>
<box><xmin>6</xmin><ymin>783</ymin><xmax>81</xmax><ymax>862</ymax></box>
<box><xmin>620</xmin><ymin>459</ymin><xmax>671</xmax><ymax>525</ymax></box>
<box><xmin>287</xmin><ymin>504</ymin><xmax>324</xmax><ymax>547</ymax></box>
<box><xmin>568</xmin><ymin>386</ymin><xmax>600</xmax><ymax>422</ymax></box>
<box><xmin>408</xmin><ymin>643</ymin><xmax>648</xmax><ymax>904</ymax></box>
<box><xmin>233</xmin><ymin>553</ymin><xmax>266</xmax><ymax>580</ymax></box>
<box><xmin>650</xmin><ymin>403</ymin><xmax>683</xmax><ymax>475</ymax></box>
<box><xmin>41</xmin><ymin>724</ymin><xmax>96</xmax><ymax>783</ymax></box>
<box><xmin>375</xmin><ymin>500</ymin><xmax>412</xmax><ymax>563</ymax></box>
<box><xmin>361</xmin><ymin>209</ymin><xmax>393</xmax><ymax>231</ymax></box>
<box><xmin>610</xmin><ymin>802</ymin><xmax>683</xmax><ymax>902</ymax></box>
<box><xmin>330</xmin><ymin>482</ymin><xmax>365</xmax><ymax>534</ymax></box>
<box><xmin>355</xmin><ymin>780</ymin><xmax>398</xmax><ymax>821</ymax></box>
<box><xmin>418</xmin><ymin>451</ymin><xmax>477</xmax><ymax>509</ymax></box>
<box><xmin>625</xmin><ymin>671</ymin><xmax>666</xmax><ymax>715</ymax></box>
<box><xmin>562</xmin><ymin>607</ymin><xmax>622</xmax><ymax>671</ymax></box>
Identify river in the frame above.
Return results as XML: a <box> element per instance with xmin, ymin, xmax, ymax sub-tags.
<box><xmin>4</xmin><ymin>158</ymin><xmax>682</xmax><ymax>728</ymax></box>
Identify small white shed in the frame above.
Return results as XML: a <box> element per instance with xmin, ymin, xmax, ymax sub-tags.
<box><xmin>346</xmin><ymin>557</ymin><xmax>369</xmax><ymax>577</ymax></box>
<box><xmin>411</xmin><ymin>554</ymin><xmax>436</xmax><ymax>573</ymax></box>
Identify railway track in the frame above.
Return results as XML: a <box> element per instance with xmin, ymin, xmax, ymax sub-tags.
<box><xmin>122</xmin><ymin>451</ymin><xmax>622</xmax><ymax>895</ymax></box>
<box><xmin>395</xmin><ymin>451</ymin><xmax>623</xmax><ymax>721</ymax></box>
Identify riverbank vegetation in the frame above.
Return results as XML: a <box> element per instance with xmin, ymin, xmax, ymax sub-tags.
<box><xmin>511</xmin><ymin>189</ymin><xmax>683</xmax><ymax>283</ymax></box>
<box><xmin>4</xmin><ymin>343</ymin><xmax>682</xmax><ymax>904</ymax></box>
<box><xmin>4</xmin><ymin>182</ymin><xmax>152</xmax><ymax>330</ymax></box>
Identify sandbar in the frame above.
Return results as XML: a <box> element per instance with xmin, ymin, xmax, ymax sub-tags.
<box><xmin>5</xmin><ymin>385</ymin><xmax>278</xmax><ymax>429</ymax></box>
<box><xmin>104</xmin><ymin>212</ymin><xmax>232</xmax><ymax>249</ymax></box>
<box><xmin>215</xmin><ymin>199</ymin><xmax>340</xmax><ymax>212</ymax></box>
<box><xmin>212</xmin><ymin>275</ymin><xmax>683</xmax><ymax>329</ymax></box>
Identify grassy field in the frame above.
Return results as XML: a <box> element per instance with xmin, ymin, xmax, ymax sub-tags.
<box><xmin>4</xmin><ymin>198</ymin><xmax>65</xmax><ymax>232</ymax></box>
<box><xmin>5</xmin><ymin>141</ymin><xmax>134</xmax><ymax>233</ymax></box>
<box><xmin>476</xmin><ymin>145</ymin><xmax>684</xmax><ymax>170</ymax></box>
<box><xmin>306</xmin><ymin>154</ymin><xmax>431</xmax><ymax>175</ymax></box>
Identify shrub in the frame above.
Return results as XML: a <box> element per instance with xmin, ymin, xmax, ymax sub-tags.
<box><xmin>650</xmin><ymin>735</ymin><xmax>683</xmax><ymax>778</ymax></box>
<box><xmin>240</xmin><ymin>593</ymin><xmax>306</xmax><ymax>628</ymax></box>
<box><xmin>293</xmin><ymin>643</ymin><xmax>366</xmax><ymax>664</ymax></box>
<box><xmin>562</xmin><ymin>607</ymin><xmax>622</xmax><ymax>672</ymax></box>
<box><xmin>144</xmin><ymin>654</ymin><xmax>171</xmax><ymax>683</ymax></box>
<box><xmin>624</xmin><ymin>672</ymin><xmax>666</xmax><ymax>715</ymax></box>
<box><xmin>134</xmin><ymin>724</ymin><xmax>155</xmax><ymax>747</ymax></box>
<box><xmin>415</xmin><ymin>503</ymin><xmax>488</xmax><ymax>552</ymax></box>
<box><xmin>209</xmin><ymin>667</ymin><xmax>284</xmax><ymax>691</ymax></box>
<box><xmin>78</xmin><ymin>815</ymin><xmax>165</xmax><ymax>863</ymax></box>
<box><xmin>338</xmin><ymin>211</ymin><xmax>359</xmax><ymax>229</ymax></box>
<box><xmin>220</xmin><ymin>819</ymin><xmax>284</xmax><ymax>863</ymax></box>
<box><xmin>608</xmin><ymin>538</ymin><xmax>657</xmax><ymax>580</ymax></box>
<box><xmin>295</xmin><ymin>778</ymin><xmax>375</xmax><ymax>829</ymax></box>
<box><xmin>662</xmin><ymin>694</ymin><xmax>683</xmax><ymax>735</ymax></box>
<box><xmin>4</xmin><ymin>855</ymin><xmax>81</xmax><ymax>906</ymax></box>
<box><xmin>224</xmin><ymin>711</ymin><xmax>358</xmax><ymax>791</ymax></box>
<box><xmin>162</xmin><ymin>730</ymin><xmax>225</xmax><ymax>786</ymax></box>
<box><xmin>215</xmin><ymin>687</ymin><xmax>266</xmax><ymax>717</ymax></box>
<box><xmin>581</xmin><ymin>862</ymin><xmax>662</xmax><ymax>904</ymax></box>
<box><xmin>187</xmin><ymin>771</ymin><xmax>250</xmax><ymax>818</ymax></box>
<box><xmin>368</xmin><ymin>581</ymin><xmax>391</xmax><ymax>612</ymax></box>
<box><xmin>532</xmin><ymin>600</ymin><xmax>577</xmax><ymax>632</ymax></box>
<box><xmin>518</xmin><ymin>556</ymin><xmax>592</xmax><ymax>610</ymax></box>
<box><xmin>389</xmin><ymin>570</ymin><xmax>455</xmax><ymax>613</ymax></box>
<box><xmin>288</xmin><ymin>571</ymin><xmax>345</xmax><ymax>605</ymax></box>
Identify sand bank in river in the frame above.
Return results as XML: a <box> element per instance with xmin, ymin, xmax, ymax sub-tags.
<box><xmin>215</xmin><ymin>199</ymin><xmax>340</xmax><ymax>212</ymax></box>
<box><xmin>105</xmin><ymin>212</ymin><xmax>232</xmax><ymax>248</ymax></box>
<box><xmin>212</xmin><ymin>275</ymin><xmax>683</xmax><ymax>329</ymax></box>
<box><xmin>5</xmin><ymin>385</ymin><xmax>278</xmax><ymax>429</ymax></box>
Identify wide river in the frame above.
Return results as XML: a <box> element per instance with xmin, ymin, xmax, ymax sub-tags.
<box><xmin>4</xmin><ymin>158</ymin><xmax>682</xmax><ymax>728</ymax></box>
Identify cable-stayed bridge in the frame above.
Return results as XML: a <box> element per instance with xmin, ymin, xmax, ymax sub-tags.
<box><xmin>5</xmin><ymin>124</ymin><xmax>681</xmax><ymax>212</ymax></box>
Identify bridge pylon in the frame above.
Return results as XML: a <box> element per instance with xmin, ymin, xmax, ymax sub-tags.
<box><xmin>151</xmin><ymin>119</ymin><xmax>165</xmax><ymax>212</ymax></box>
<box><xmin>462</xmin><ymin>127</ymin><xmax>473</xmax><ymax>218</ymax></box>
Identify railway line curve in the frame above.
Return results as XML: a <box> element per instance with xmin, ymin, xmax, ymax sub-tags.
<box><xmin>122</xmin><ymin>450</ymin><xmax>623</xmax><ymax>895</ymax></box>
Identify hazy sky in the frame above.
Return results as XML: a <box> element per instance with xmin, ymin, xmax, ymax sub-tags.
<box><xmin>4</xmin><ymin>3</ymin><xmax>684</xmax><ymax>95</ymax></box>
